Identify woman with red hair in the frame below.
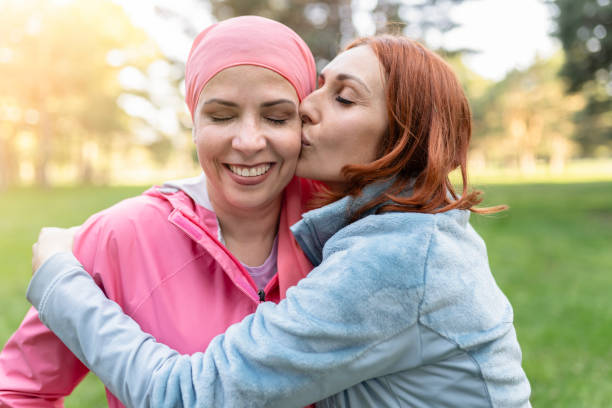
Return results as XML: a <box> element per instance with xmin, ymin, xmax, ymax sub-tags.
<box><xmin>27</xmin><ymin>34</ymin><xmax>531</xmax><ymax>407</ymax></box>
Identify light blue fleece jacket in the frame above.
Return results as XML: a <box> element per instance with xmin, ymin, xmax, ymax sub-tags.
<box><xmin>27</xmin><ymin>183</ymin><xmax>531</xmax><ymax>408</ymax></box>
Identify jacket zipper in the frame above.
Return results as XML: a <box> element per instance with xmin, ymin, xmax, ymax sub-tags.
<box><xmin>168</xmin><ymin>209</ymin><xmax>262</xmax><ymax>303</ymax></box>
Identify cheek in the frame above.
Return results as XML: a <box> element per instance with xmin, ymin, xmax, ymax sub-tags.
<box><xmin>369</xmin><ymin>116</ymin><xmax>388</xmax><ymax>156</ymax></box>
<box><xmin>194</xmin><ymin>136</ymin><xmax>210</xmax><ymax>161</ymax></box>
<box><xmin>195</xmin><ymin>124</ymin><xmax>225</xmax><ymax>148</ymax></box>
<box><xmin>193</xmin><ymin>128</ymin><xmax>222</xmax><ymax>166</ymax></box>
<box><xmin>274</xmin><ymin>126</ymin><xmax>302</xmax><ymax>160</ymax></box>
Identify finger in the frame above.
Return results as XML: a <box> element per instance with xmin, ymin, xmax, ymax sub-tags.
<box><xmin>38</xmin><ymin>227</ymin><xmax>54</xmax><ymax>240</ymax></box>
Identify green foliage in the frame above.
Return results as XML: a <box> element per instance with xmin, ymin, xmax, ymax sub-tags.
<box><xmin>471</xmin><ymin>53</ymin><xmax>585</xmax><ymax>172</ymax></box>
<box><xmin>552</xmin><ymin>0</ymin><xmax>612</xmax><ymax>155</ymax></box>
<box><xmin>553</xmin><ymin>0</ymin><xmax>612</xmax><ymax>92</ymax></box>
<box><xmin>1</xmin><ymin>182</ymin><xmax>612</xmax><ymax>406</ymax></box>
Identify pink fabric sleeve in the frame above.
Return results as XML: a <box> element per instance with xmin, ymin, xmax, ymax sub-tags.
<box><xmin>0</xmin><ymin>213</ymin><xmax>107</xmax><ymax>407</ymax></box>
<box><xmin>0</xmin><ymin>308</ymin><xmax>89</xmax><ymax>407</ymax></box>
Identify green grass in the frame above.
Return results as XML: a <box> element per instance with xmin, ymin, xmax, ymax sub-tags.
<box><xmin>1</xmin><ymin>182</ymin><xmax>611</xmax><ymax>407</ymax></box>
<box><xmin>0</xmin><ymin>185</ymin><xmax>147</xmax><ymax>407</ymax></box>
<box><xmin>471</xmin><ymin>182</ymin><xmax>612</xmax><ymax>407</ymax></box>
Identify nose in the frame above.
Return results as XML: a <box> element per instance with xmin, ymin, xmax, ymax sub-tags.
<box><xmin>232</xmin><ymin>118</ymin><xmax>266</xmax><ymax>155</ymax></box>
<box><xmin>299</xmin><ymin>92</ymin><xmax>319</xmax><ymax>125</ymax></box>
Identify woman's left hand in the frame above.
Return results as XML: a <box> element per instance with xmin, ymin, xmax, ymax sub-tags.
<box><xmin>32</xmin><ymin>226</ymin><xmax>79</xmax><ymax>274</ymax></box>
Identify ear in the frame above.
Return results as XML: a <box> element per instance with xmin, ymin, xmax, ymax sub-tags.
<box><xmin>192</xmin><ymin>127</ymin><xmax>197</xmax><ymax>144</ymax></box>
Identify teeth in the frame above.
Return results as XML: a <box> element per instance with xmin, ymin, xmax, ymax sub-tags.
<box><xmin>229</xmin><ymin>164</ymin><xmax>271</xmax><ymax>177</ymax></box>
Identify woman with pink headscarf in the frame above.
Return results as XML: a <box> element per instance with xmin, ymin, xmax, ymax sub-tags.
<box><xmin>0</xmin><ymin>16</ymin><xmax>317</xmax><ymax>407</ymax></box>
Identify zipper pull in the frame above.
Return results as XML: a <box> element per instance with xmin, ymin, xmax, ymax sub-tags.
<box><xmin>257</xmin><ymin>289</ymin><xmax>265</xmax><ymax>302</ymax></box>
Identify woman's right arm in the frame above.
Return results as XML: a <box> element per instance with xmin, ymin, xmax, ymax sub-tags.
<box><xmin>28</xmin><ymin>217</ymin><xmax>430</xmax><ymax>408</ymax></box>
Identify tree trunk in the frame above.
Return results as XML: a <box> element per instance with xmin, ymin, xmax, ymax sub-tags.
<box><xmin>519</xmin><ymin>151</ymin><xmax>537</xmax><ymax>175</ymax></box>
<box><xmin>510</xmin><ymin>117</ymin><xmax>537</xmax><ymax>175</ymax></box>
<box><xmin>35</xmin><ymin>109</ymin><xmax>51</xmax><ymax>188</ymax></box>
<box><xmin>550</xmin><ymin>135</ymin><xmax>570</xmax><ymax>175</ymax></box>
<box><xmin>0</xmin><ymin>124</ymin><xmax>20</xmax><ymax>190</ymax></box>
<box><xmin>79</xmin><ymin>137</ymin><xmax>95</xmax><ymax>184</ymax></box>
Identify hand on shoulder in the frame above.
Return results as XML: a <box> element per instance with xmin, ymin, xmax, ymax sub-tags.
<box><xmin>32</xmin><ymin>226</ymin><xmax>80</xmax><ymax>274</ymax></box>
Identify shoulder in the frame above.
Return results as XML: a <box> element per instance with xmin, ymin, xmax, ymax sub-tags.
<box><xmin>326</xmin><ymin>211</ymin><xmax>437</xmax><ymax>255</ymax></box>
<box><xmin>418</xmin><ymin>211</ymin><xmax>512</xmax><ymax>345</ymax></box>
<box><xmin>319</xmin><ymin>212</ymin><xmax>438</xmax><ymax>289</ymax></box>
<box><xmin>75</xmin><ymin>188</ymin><xmax>195</xmax><ymax>251</ymax></box>
<box><xmin>87</xmin><ymin>191</ymin><xmax>171</xmax><ymax>231</ymax></box>
<box><xmin>326</xmin><ymin>208</ymin><xmax>480</xmax><ymax>253</ymax></box>
<box><xmin>425</xmin><ymin>209</ymin><xmax>488</xmax><ymax>265</ymax></box>
<box><xmin>321</xmin><ymin>209</ymin><xmax>486</xmax><ymax>282</ymax></box>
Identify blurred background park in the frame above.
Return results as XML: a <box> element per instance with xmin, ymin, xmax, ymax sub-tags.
<box><xmin>0</xmin><ymin>0</ymin><xmax>610</xmax><ymax>406</ymax></box>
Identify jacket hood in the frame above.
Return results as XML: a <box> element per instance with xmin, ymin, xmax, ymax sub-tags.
<box><xmin>159</xmin><ymin>173</ymin><xmax>213</xmax><ymax>211</ymax></box>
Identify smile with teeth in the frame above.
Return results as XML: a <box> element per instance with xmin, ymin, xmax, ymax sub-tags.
<box><xmin>228</xmin><ymin>163</ymin><xmax>271</xmax><ymax>177</ymax></box>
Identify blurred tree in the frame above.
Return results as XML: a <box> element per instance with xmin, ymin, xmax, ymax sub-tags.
<box><xmin>552</xmin><ymin>0</ymin><xmax>612</xmax><ymax>156</ymax></box>
<box><xmin>370</xmin><ymin>0</ymin><xmax>463</xmax><ymax>38</ymax></box>
<box><xmin>474</xmin><ymin>53</ymin><xmax>585</xmax><ymax>173</ymax></box>
<box><xmin>0</xmin><ymin>0</ymin><xmax>156</xmax><ymax>187</ymax></box>
<box><xmin>0</xmin><ymin>121</ymin><xmax>19</xmax><ymax>191</ymax></box>
<box><xmin>443</xmin><ymin>55</ymin><xmax>495</xmax><ymax>171</ymax></box>
<box><xmin>203</xmin><ymin>0</ymin><xmax>466</xmax><ymax>67</ymax></box>
<box><xmin>206</xmin><ymin>0</ymin><xmax>353</xmax><ymax>65</ymax></box>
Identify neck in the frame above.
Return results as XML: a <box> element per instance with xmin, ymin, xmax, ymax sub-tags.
<box><xmin>324</xmin><ymin>180</ymin><xmax>348</xmax><ymax>192</ymax></box>
<box><xmin>208</xmin><ymin>182</ymin><xmax>282</xmax><ymax>267</ymax></box>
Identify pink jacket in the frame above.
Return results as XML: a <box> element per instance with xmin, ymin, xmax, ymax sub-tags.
<box><xmin>0</xmin><ymin>175</ymin><xmax>314</xmax><ymax>407</ymax></box>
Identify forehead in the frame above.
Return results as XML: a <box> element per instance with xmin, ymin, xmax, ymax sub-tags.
<box><xmin>202</xmin><ymin>65</ymin><xmax>298</xmax><ymax>97</ymax></box>
<box><xmin>196</xmin><ymin>65</ymin><xmax>299</xmax><ymax>113</ymax></box>
<box><xmin>322</xmin><ymin>45</ymin><xmax>383</xmax><ymax>85</ymax></box>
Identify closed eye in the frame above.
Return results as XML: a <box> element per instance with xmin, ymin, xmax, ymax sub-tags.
<box><xmin>336</xmin><ymin>96</ymin><xmax>354</xmax><ymax>105</ymax></box>
<box><xmin>211</xmin><ymin>116</ymin><xmax>233</xmax><ymax>122</ymax></box>
<box><xmin>267</xmin><ymin>117</ymin><xmax>287</xmax><ymax>125</ymax></box>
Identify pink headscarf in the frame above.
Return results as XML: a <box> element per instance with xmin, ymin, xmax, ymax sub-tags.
<box><xmin>185</xmin><ymin>16</ymin><xmax>317</xmax><ymax>119</ymax></box>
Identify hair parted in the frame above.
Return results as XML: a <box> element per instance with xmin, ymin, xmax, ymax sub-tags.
<box><xmin>314</xmin><ymin>34</ymin><xmax>506</xmax><ymax>219</ymax></box>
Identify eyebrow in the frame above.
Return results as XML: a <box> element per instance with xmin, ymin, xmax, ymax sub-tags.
<box><xmin>203</xmin><ymin>98</ymin><xmax>296</xmax><ymax>108</ymax></box>
<box><xmin>321</xmin><ymin>72</ymin><xmax>371</xmax><ymax>94</ymax></box>
<box><xmin>203</xmin><ymin>99</ymin><xmax>238</xmax><ymax>107</ymax></box>
<box><xmin>261</xmin><ymin>99</ymin><xmax>296</xmax><ymax>108</ymax></box>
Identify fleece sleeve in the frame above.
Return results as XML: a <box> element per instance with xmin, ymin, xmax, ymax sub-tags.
<box><xmin>27</xmin><ymin>216</ymin><xmax>432</xmax><ymax>408</ymax></box>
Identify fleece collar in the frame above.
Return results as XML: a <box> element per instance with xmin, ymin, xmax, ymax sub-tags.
<box><xmin>290</xmin><ymin>179</ymin><xmax>398</xmax><ymax>267</ymax></box>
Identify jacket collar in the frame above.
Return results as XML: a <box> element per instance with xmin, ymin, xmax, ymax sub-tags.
<box><xmin>290</xmin><ymin>179</ymin><xmax>397</xmax><ymax>267</ymax></box>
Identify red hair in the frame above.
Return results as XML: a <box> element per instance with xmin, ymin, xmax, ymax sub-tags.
<box><xmin>315</xmin><ymin>35</ymin><xmax>505</xmax><ymax>219</ymax></box>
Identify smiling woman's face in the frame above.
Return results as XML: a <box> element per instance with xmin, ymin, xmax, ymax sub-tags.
<box><xmin>193</xmin><ymin>65</ymin><xmax>301</xmax><ymax>213</ymax></box>
<box><xmin>296</xmin><ymin>45</ymin><xmax>388</xmax><ymax>188</ymax></box>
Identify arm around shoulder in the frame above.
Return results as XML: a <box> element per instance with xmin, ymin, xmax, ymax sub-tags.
<box><xmin>26</xmin><ymin>213</ymin><xmax>435</xmax><ymax>407</ymax></box>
